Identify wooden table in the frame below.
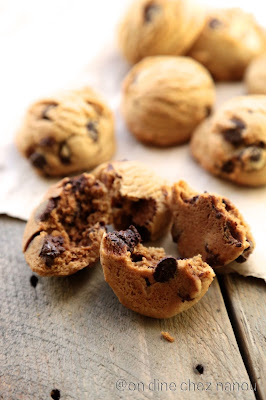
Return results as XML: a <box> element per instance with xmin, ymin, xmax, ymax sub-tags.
<box><xmin>0</xmin><ymin>216</ymin><xmax>265</xmax><ymax>400</ymax></box>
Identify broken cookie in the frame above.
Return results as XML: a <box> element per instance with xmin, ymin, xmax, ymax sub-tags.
<box><xmin>100</xmin><ymin>226</ymin><xmax>215</xmax><ymax>318</ymax></box>
<box><xmin>22</xmin><ymin>173</ymin><xmax>111</xmax><ymax>276</ymax></box>
<box><xmin>170</xmin><ymin>181</ymin><xmax>255</xmax><ymax>268</ymax></box>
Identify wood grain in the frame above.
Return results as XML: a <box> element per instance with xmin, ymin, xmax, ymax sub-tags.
<box><xmin>221</xmin><ymin>274</ymin><xmax>266</xmax><ymax>400</ymax></box>
<box><xmin>0</xmin><ymin>216</ymin><xmax>256</xmax><ymax>400</ymax></box>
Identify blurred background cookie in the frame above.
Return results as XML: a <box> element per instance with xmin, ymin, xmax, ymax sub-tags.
<box><xmin>118</xmin><ymin>0</ymin><xmax>205</xmax><ymax>64</ymax></box>
<box><xmin>190</xmin><ymin>95</ymin><xmax>266</xmax><ymax>186</ymax></box>
<box><xmin>15</xmin><ymin>87</ymin><xmax>115</xmax><ymax>177</ymax></box>
<box><xmin>188</xmin><ymin>8</ymin><xmax>266</xmax><ymax>81</ymax></box>
<box><xmin>121</xmin><ymin>56</ymin><xmax>215</xmax><ymax>146</ymax></box>
<box><xmin>245</xmin><ymin>53</ymin><xmax>266</xmax><ymax>94</ymax></box>
<box><xmin>100</xmin><ymin>226</ymin><xmax>215</xmax><ymax>318</ymax></box>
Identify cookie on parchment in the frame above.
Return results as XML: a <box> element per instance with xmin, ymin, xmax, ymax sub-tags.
<box><xmin>23</xmin><ymin>173</ymin><xmax>111</xmax><ymax>276</ymax></box>
<box><xmin>190</xmin><ymin>95</ymin><xmax>266</xmax><ymax>187</ymax></box>
<box><xmin>16</xmin><ymin>87</ymin><xmax>115</xmax><ymax>177</ymax></box>
<box><xmin>170</xmin><ymin>181</ymin><xmax>255</xmax><ymax>268</ymax></box>
<box><xmin>121</xmin><ymin>56</ymin><xmax>215</xmax><ymax>146</ymax></box>
<box><xmin>188</xmin><ymin>8</ymin><xmax>266</xmax><ymax>80</ymax></box>
<box><xmin>93</xmin><ymin>160</ymin><xmax>171</xmax><ymax>241</ymax></box>
<box><xmin>118</xmin><ymin>0</ymin><xmax>205</xmax><ymax>64</ymax></box>
<box><xmin>100</xmin><ymin>226</ymin><xmax>215</xmax><ymax>318</ymax></box>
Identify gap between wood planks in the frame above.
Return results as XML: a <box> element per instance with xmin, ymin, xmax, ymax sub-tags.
<box><xmin>218</xmin><ymin>274</ymin><xmax>264</xmax><ymax>400</ymax></box>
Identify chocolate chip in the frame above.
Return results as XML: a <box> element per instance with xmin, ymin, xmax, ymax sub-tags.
<box><xmin>257</xmin><ymin>141</ymin><xmax>266</xmax><ymax>149</ymax></box>
<box><xmin>208</xmin><ymin>18</ymin><xmax>222</xmax><ymax>29</ymax></box>
<box><xmin>29</xmin><ymin>152</ymin><xmax>47</xmax><ymax>170</ymax></box>
<box><xmin>108</xmin><ymin>226</ymin><xmax>141</xmax><ymax>253</ymax></box>
<box><xmin>50</xmin><ymin>389</ymin><xmax>60</xmax><ymax>400</ymax></box>
<box><xmin>221</xmin><ymin>160</ymin><xmax>235</xmax><ymax>174</ymax></box>
<box><xmin>222</xmin><ymin>198</ymin><xmax>233</xmax><ymax>212</ymax></box>
<box><xmin>249</xmin><ymin>147</ymin><xmax>262</xmax><ymax>162</ymax></box>
<box><xmin>235</xmin><ymin>241</ymin><xmax>253</xmax><ymax>263</ymax></box>
<box><xmin>205</xmin><ymin>106</ymin><xmax>212</xmax><ymax>117</ymax></box>
<box><xmin>184</xmin><ymin>195</ymin><xmax>199</xmax><ymax>204</ymax></box>
<box><xmin>154</xmin><ymin>257</ymin><xmax>177</xmax><ymax>283</ymax></box>
<box><xmin>195</xmin><ymin>364</ymin><xmax>204</xmax><ymax>374</ymax></box>
<box><xmin>145</xmin><ymin>277</ymin><xmax>151</xmax><ymax>287</ymax></box>
<box><xmin>30</xmin><ymin>275</ymin><xmax>38</xmax><ymax>288</ymax></box>
<box><xmin>144</xmin><ymin>3</ymin><xmax>160</xmax><ymax>22</ymax></box>
<box><xmin>68</xmin><ymin>174</ymin><xmax>88</xmax><ymax>193</ymax></box>
<box><xmin>235</xmin><ymin>254</ymin><xmax>247</xmax><ymax>263</ymax></box>
<box><xmin>59</xmin><ymin>142</ymin><xmax>71</xmax><ymax>164</ymax></box>
<box><xmin>39</xmin><ymin>235</ymin><xmax>65</xmax><ymax>267</ymax></box>
<box><xmin>87</xmin><ymin>121</ymin><xmax>98</xmax><ymax>141</ymax></box>
<box><xmin>42</xmin><ymin>104</ymin><xmax>57</xmax><ymax>120</ymax></box>
<box><xmin>39</xmin><ymin>137</ymin><xmax>56</xmax><ymax>147</ymax></box>
<box><xmin>39</xmin><ymin>198</ymin><xmax>58</xmax><ymax>221</ymax></box>
<box><xmin>235</xmin><ymin>242</ymin><xmax>242</xmax><ymax>248</ymax></box>
<box><xmin>225</xmin><ymin>220</ymin><xmax>241</xmax><ymax>243</ymax></box>
<box><xmin>222</xmin><ymin>118</ymin><xmax>246</xmax><ymax>146</ymax></box>
<box><xmin>131</xmin><ymin>253</ymin><xmax>144</xmax><ymax>262</ymax></box>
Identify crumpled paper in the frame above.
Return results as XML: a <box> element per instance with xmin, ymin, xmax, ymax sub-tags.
<box><xmin>0</xmin><ymin>5</ymin><xmax>265</xmax><ymax>281</ymax></box>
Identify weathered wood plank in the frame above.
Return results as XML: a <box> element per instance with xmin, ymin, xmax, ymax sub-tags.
<box><xmin>220</xmin><ymin>274</ymin><xmax>266</xmax><ymax>400</ymax></box>
<box><xmin>0</xmin><ymin>216</ymin><xmax>256</xmax><ymax>400</ymax></box>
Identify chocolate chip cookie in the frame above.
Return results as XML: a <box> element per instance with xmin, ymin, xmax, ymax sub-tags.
<box><xmin>170</xmin><ymin>181</ymin><xmax>255</xmax><ymax>268</ymax></box>
<box><xmin>93</xmin><ymin>160</ymin><xmax>171</xmax><ymax>241</ymax></box>
<box><xmin>100</xmin><ymin>226</ymin><xmax>215</xmax><ymax>318</ymax></box>
<box><xmin>190</xmin><ymin>95</ymin><xmax>266</xmax><ymax>186</ymax></box>
<box><xmin>188</xmin><ymin>8</ymin><xmax>266</xmax><ymax>80</ymax></box>
<box><xmin>118</xmin><ymin>0</ymin><xmax>205</xmax><ymax>64</ymax></box>
<box><xmin>121</xmin><ymin>56</ymin><xmax>215</xmax><ymax>146</ymax></box>
<box><xmin>245</xmin><ymin>53</ymin><xmax>266</xmax><ymax>94</ymax></box>
<box><xmin>23</xmin><ymin>173</ymin><xmax>111</xmax><ymax>276</ymax></box>
<box><xmin>16</xmin><ymin>87</ymin><xmax>115</xmax><ymax>176</ymax></box>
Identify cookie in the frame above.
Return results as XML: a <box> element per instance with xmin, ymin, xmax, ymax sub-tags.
<box><xmin>16</xmin><ymin>87</ymin><xmax>115</xmax><ymax>176</ymax></box>
<box><xmin>190</xmin><ymin>95</ymin><xmax>266</xmax><ymax>186</ymax></box>
<box><xmin>188</xmin><ymin>8</ymin><xmax>266</xmax><ymax>80</ymax></box>
<box><xmin>100</xmin><ymin>226</ymin><xmax>215</xmax><ymax>318</ymax></box>
<box><xmin>170</xmin><ymin>181</ymin><xmax>255</xmax><ymax>268</ymax></box>
<box><xmin>121</xmin><ymin>56</ymin><xmax>215</xmax><ymax>146</ymax></box>
<box><xmin>22</xmin><ymin>173</ymin><xmax>111</xmax><ymax>276</ymax></box>
<box><xmin>118</xmin><ymin>0</ymin><xmax>205</xmax><ymax>64</ymax></box>
<box><xmin>245</xmin><ymin>53</ymin><xmax>266</xmax><ymax>94</ymax></box>
<box><xmin>93</xmin><ymin>160</ymin><xmax>171</xmax><ymax>241</ymax></box>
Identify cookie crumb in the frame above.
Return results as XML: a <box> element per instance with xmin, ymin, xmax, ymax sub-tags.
<box><xmin>161</xmin><ymin>332</ymin><xmax>175</xmax><ymax>343</ymax></box>
<box><xmin>195</xmin><ymin>364</ymin><xmax>204</xmax><ymax>374</ymax></box>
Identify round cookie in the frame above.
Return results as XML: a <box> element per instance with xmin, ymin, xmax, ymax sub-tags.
<box><xmin>118</xmin><ymin>0</ymin><xmax>205</xmax><ymax>64</ymax></box>
<box><xmin>93</xmin><ymin>160</ymin><xmax>171</xmax><ymax>241</ymax></box>
<box><xmin>16</xmin><ymin>87</ymin><xmax>115</xmax><ymax>177</ymax></box>
<box><xmin>245</xmin><ymin>53</ymin><xmax>266</xmax><ymax>94</ymax></box>
<box><xmin>188</xmin><ymin>8</ymin><xmax>266</xmax><ymax>81</ymax></box>
<box><xmin>23</xmin><ymin>173</ymin><xmax>111</xmax><ymax>276</ymax></box>
<box><xmin>100</xmin><ymin>226</ymin><xmax>215</xmax><ymax>319</ymax></box>
<box><xmin>190</xmin><ymin>95</ymin><xmax>266</xmax><ymax>186</ymax></box>
<box><xmin>170</xmin><ymin>181</ymin><xmax>255</xmax><ymax>268</ymax></box>
<box><xmin>121</xmin><ymin>56</ymin><xmax>215</xmax><ymax>146</ymax></box>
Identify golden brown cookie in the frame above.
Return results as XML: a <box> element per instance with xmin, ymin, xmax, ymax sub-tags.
<box><xmin>190</xmin><ymin>95</ymin><xmax>266</xmax><ymax>187</ymax></box>
<box><xmin>188</xmin><ymin>8</ymin><xmax>266</xmax><ymax>81</ymax></box>
<box><xmin>16</xmin><ymin>87</ymin><xmax>115</xmax><ymax>177</ymax></box>
<box><xmin>100</xmin><ymin>226</ymin><xmax>215</xmax><ymax>318</ymax></box>
<box><xmin>118</xmin><ymin>0</ymin><xmax>205</xmax><ymax>64</ymax></box>
<box><xmin>23</xmin><ymin>173</ymin><xmax>111</xmax><ymax>276</ymax></box>
<box><xmin>170</xmin><ymin>181</ymin><xmax>255</xmax><ymax>268</ymax></box>
<box><xmin>121</xmin><ymin>56</ymin><xmax>215</xmax><ymax>146</ymax></box>
<box><xmin>93</xmin><ymin>160</ymin><xmax>171</xmax><ymax>240</ymax></box>
<box><xmin>245</xmin><ymin>53</ymin><xmax>266</xmax><ymax>94</ymax></box>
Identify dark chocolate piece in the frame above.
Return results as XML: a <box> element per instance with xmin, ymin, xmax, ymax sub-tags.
<box><xmin>221</xmin><ymin>160</ymin><xmax>235</xmax><ymax>174</ymax></box>
<box><xmin>144</xmin><ymin>3</ymin><xmax>160</xmax><ymax>22</ymax></box>
<box><xmin>154</xmin><ymin>257</ymin><xmax>177</xmax><ymax>283</ymax></box>
<box><xmin>87</xmin><ymin>121</ymin><xmax>98</xmax><ymax>142</ymax></box>
<box><xmin>39</xmin><ymin>235</ymin><xmax>65</xmax><ymax>267</ymax></box>
<box><xmin>29</xmin><ymin>152</ymin><xmax>47</xmax><ymax>170</ymax></box>
<box><xmin>222</xmin><ymin>118</ymin><xmax>246</xmax><ymax>147</ymax></box>
<box><xmin>108</xmin><ymin>226</ymin><xmax>141</xmax><ymax>253</ymax></box>
<box><xmin>195</xmin><ymin>364</ymin><xmax>204</xmax><ymax>374</ymax></box>
<box><xmin>30</xmin><ymin>275</ymin><xmax>38</xmax><ymax>288</ymax></box>
<box><xmin>208</xmin><ymin>18</ymin><xmax>222</xmax><ymax>29</ymax></box>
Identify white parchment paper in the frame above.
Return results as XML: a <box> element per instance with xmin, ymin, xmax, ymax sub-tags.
<box><xmin>0</xmin><ymin>0</ymin><xmax>265</xmax><ymax>281</ymax></box>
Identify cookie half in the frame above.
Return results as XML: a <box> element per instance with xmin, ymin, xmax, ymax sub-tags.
<box><xmin>93</xmin><ymin>160</ymin><xmax>172</xmax><ymax>241</ymax></box>
<box><xmin>170</xmin><ymin>181</ymin><xmax>255</xmax><ymax>268</ymax></box>
<box><xmin>23</xmin><ymin>173</ymin><xmax>111</xmax><ymax>276</ymax></box>
<box><xmin>100</xmin><ymin>226</ymin><xmax>215</xmax><ymax>318</ymax></box>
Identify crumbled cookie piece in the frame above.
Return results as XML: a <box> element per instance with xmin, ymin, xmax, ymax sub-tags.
<box><xmin>93</xmin><ymin>160</ymin><xmax>172</xmax><ymax>241</ymax></box>
<box><xmin>170</xmin><ymin>181</ymin><xmax>255</xmax><ymax>268</ymax></box>
<box><xmin>118</xmin><ymin>0</ymin><xmax>205</xmax><ymax>64</ymax></box>
<box><xmin>16</xmin><ymin>87</ymin><xmax>115</xmax><ymax>176</ymax></box>
<box><xmin>121</xmin><ymin>56</ymin><xmax>215</xmax><ymax>146</ymax></box>
<box><xmin>100</xmin><ymin>226</ymin><xmax>215</xmax><ymax>319</ymax></box>
<box><xmin>190</xmin><ymin>95</ymin><xmax>266</xmax><ymax>186</ymax></box>
<box><xmin>188</xmin><ymin>8</ymin><xmax>266</xmax><ymax>80</ymax></box>
<box><xmin>161</xmin><ymin>332</ymin><xmax>175</xmax><ymax>343</ymax></box>
<box><xmin>23</xmin><ymin>173</ymin><xmax>111</xmax><ymax>276</ymax></box>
